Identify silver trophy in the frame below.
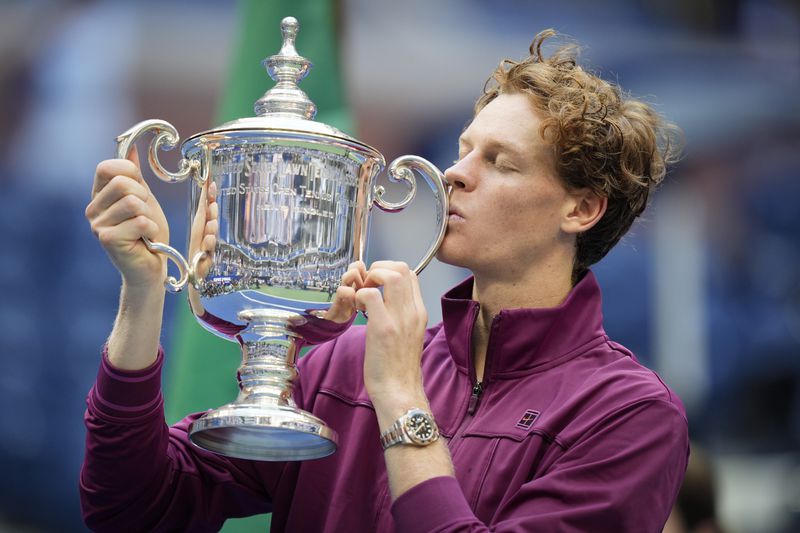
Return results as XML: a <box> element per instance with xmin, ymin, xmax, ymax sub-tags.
<box><xmin>115</xmin><ymin>17</ymin><xmax>449</xmax><ymax>461</ymax></box>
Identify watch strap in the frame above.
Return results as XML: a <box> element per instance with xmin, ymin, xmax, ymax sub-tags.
<box><xmin>379</xmin><ymin>420</ymin><xmax>406</xmax><ymax>449</ymax></box>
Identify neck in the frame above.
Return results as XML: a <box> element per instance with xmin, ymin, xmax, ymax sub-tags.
<box><xmin>471</xmin><ymin>263</ymin><xmax>574</xmax><ymax>319</ymax></box>
<box><xmin>469</xmin><ymin>258</ymin><xmax>575</xmax><ymax>381</ymax></box>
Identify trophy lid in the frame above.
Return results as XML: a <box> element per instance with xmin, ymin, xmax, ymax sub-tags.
<box><xmin>187</xmin><ymin>17</ymin><xmax>380</xmax><ymax>160</ymax></box>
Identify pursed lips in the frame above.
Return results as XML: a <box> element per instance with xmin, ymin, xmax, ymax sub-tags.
<box><xmin>448</xmin><ymin>206</ymin><xmax>466</xmax><ymax>222</ymax></box>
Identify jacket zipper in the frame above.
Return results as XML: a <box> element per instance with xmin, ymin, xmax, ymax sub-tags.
<box><xmin>467</xmin><ymin>381</ymin><xmax>483</xmax><ymax>415</ymax></box>
<box><xmin>447</xmin><ymin>305</ymin><xmax>482</xmax><ymax>449</ymax></box>
<box><xmin>455</xmin><ymin>305</ymin><xmax>498</xmax><ymax>436</ymax></box>
<box><xmin>467</xmin><ymin>313</ymin><xmax>500</xmax><ymax>417</ymax></box>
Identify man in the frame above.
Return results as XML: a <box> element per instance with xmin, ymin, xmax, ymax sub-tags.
<box><xmin>81</xmin><ymin>30</ymin><xmax>687</xmax><ymax>532</ymax></box>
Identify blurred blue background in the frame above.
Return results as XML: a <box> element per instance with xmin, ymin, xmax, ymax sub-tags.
<box><xmin>0</xmin><ymin>0</ymin><xmax>798</xmax><ymax>531</ymax></box>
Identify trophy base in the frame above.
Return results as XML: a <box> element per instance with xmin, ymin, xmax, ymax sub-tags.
<box><xmin>188</xmin><ymin>402</ymin><xmax>337</xmax><ymax>461</ymax></box>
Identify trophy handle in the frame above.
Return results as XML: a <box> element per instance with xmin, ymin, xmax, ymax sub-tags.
<box><xmin>115</xmin><ymin>119</ymin><xmax>203</xmax><ymax>293</ymax></box>
<box><xmin>373</xmin><ymin>155</ymin><xmax>450</xmax><ymax>274</ymax></box>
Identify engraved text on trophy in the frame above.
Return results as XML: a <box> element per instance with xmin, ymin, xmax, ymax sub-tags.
<box><xmin>199</xmin><ymin>144</ymin><xmax>360</xmax><ymax>298</ymax></box>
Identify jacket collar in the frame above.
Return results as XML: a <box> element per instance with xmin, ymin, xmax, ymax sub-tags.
<box><xmin>440</xmin><ymin>271</ymin><xmax>607</xmax><ymax>381</ymax></box>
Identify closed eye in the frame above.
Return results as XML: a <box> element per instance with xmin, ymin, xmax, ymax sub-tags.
<box><xmin>495</xmin><ymin>161</ymin><xmax>518</xmax><ymax>173</ymax></box>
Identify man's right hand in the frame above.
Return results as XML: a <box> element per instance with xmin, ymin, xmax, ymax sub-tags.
<box><xmin>85</xmin><ymin>146</ymin><xmax>169</xmax><ymax>290</ymax></box>
<box><xmin>86</xmin><ymin>146</ymin><xmax>171</xmax><ymax>370</ymax></box>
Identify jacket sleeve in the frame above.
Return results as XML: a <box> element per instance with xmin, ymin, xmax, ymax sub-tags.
<box><xmin>391</xmin><ymin>398</ymin><xmax>689</xmax><ymax>533</ymax></box>
<box><xmin>79</xmin><ymin>347</ymin><xmax>279</xmax><ymax>532</ymax></box>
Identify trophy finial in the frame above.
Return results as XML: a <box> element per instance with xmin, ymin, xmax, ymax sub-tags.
<box><xmin>280</xmin><ymin>16</ymin><xmax>299</xmax><ymax>52</ymax></box>
<box><xmin>254</xmin><ymin>16</ymin><xmax>317</xmax><ymax>119</ymax></box>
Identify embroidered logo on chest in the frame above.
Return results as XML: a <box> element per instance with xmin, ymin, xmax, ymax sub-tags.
<box><xmin>515</xmin><ymin>409</ymin><xmax>540</xmax><ymax>430</ymax></box>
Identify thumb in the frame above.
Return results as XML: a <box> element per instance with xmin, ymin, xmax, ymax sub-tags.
<box><xmin>126</xmin><ymin>143</ymin><xmax>142</xmax><ymax>170</ymax></box>
<box><xmin>124</xmin><ymin>144</ymin><xmax>151</xmax><ymax>191</ymax></box>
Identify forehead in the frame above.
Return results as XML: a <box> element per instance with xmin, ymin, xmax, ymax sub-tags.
<box><xmin>460</xmin><ymin>93</ymin><xmax>547</xmax><ymax>156</ymax></box>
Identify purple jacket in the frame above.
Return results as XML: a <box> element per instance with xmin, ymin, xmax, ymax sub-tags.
<box><xmin>81</xmin><ymin>272</ymin><xmax>689</xmax><ymax>532</ymax></box>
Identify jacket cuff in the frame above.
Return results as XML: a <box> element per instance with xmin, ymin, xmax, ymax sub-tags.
<box><xmin>391</xmin><ymin>476</ymin><xmax>475</xmax><ymax>532</ymax></box>
<box><xmin>89</xmin><ymin>345</ymin><xmax>164</xmax><ymax>419</ymax></box>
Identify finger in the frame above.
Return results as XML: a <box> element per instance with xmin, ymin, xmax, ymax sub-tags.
<box><xmin>363</xmin><ymin>268</ymin><xmax>417</xmax><ymax>315</ymax></box>
<box><xmin>89</xmin><ymin>194</ymin><xmax>152</xmax><ymax>235</ymax></box>
<box><xmin>342</xmin><ymin>269</ymin><xmax>364</xmax><ymax>289</ymax></box>
<box><xmin>365</xmin><ymin>261</ymin><xmax>413</xmax><ymax>291</ymax></box>
<box><xmin>87</xmin><ymin>175</ymin><xmax>150</xmax><ymax>220</ymax></box>
<box><xmin>93</xmin><ymin>158</ymin><xmax>145</xmax><ymax>198</ymax></box>
<box><xmin>409</xmin><ymin>271</ymin><xmax>427</xmax><ymax>324</ymax></box>
<box><xmin>97</xmin><ymin>215</ymin><xmax>160</xmax><ymax>248</ymax></box>
<box><xmin>348</xmin><ymin>260</ymin><xmax>367</xmax><ymax>275</ymax></box>
<box><xmin>202</xmin><ymin>233</ymin><xmax>217</xmax><ymax>254</ymax></box>
<box><xmin>364</xmin><ymin>264</ymin><xmax>413</xmax><ymax>291</ymax></box>
<box><xmin>355</xmin><ymin>287</ymin><xmax>388</xmax><ymax>322</ymax></box>
<box><xmin>342</xmin><ymin>260</ymin><xmax>367</xmax><ymax>288</ymax></box>
<box><xmin>190</xmin><ymin>183</ymin><xmax>210</xmax><ymax>239</ymax></box>
<box><xmin>368</xmin><ymin>260</ymin><xmax>411</xmax><ymax>274</ymax></box>
<box><xmin>410</xmin><ymin>271</ymin><xmax>424</xmax><ymax>308</ymax></box>
<box><xmin>206</xmin><ymin>190</ymin><xmax>219</xmax><ymax>221</ymax></box>
<box><xmin>325</xmin><ymin>285</ymin><xmax>357</xmax><ymax>323</ymax></box>
<box><xmin>363</xmin><ymin>267</ymin><xmax>401</xmax><ymax>288</ymax></box>
<box><xmin>347</xmin><ymin>261</ymin><xmax>367</xmax><ymax>285</ymax></box>
<box><xmin>204</xmin><ymin>219</ymin><xmax>218</xmax><ymax>241</ymax></box>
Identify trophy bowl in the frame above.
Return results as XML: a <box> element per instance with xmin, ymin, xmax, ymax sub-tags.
<box><xmin>114</xmin><ymin>17</ymin><xmax>449</xmax><ymax>461</ymax></box>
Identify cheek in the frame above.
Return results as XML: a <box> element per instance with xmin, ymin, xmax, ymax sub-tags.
<box><xmin>495</xmin><ymin>184</ymin><xmax>561</xmax><ymax>217</ymax></box>
<box><xmin>499</xmin><ymin>187</ymin><xmax>568</xmax><ymax>237</ymax></box>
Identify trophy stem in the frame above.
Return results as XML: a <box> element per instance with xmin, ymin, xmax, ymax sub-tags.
<box><xmin>236</xmin><ymin>339</ymin><xmax>299</xmax><ymax>406</ymax></box>
<box><xmin>188</xmin><ymin>312</ymin><xmax>338</xmax><ymax>461</ymax></box>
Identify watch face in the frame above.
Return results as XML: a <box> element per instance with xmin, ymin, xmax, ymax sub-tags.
<box><xmin>405</xmin><ymin>411</ymin><xmax>436</xmax><ymax>444</ymax></box>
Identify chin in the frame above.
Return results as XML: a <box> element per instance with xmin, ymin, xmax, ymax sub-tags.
<box><xmin>435</xmin><ymin>246</ymin><xmax>473</xmax><ymax>271</ymax></box>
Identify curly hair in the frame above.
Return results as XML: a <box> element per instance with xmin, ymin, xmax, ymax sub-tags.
<box><xmin>475</xmin><ymin>29</ymin><xmax>682</xmax><ymax>281</ymax></box>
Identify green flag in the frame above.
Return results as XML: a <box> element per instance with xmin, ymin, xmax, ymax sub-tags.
<box><xmin>165</xmin><ymin>1</ymin><xmax>350</xmax><ymax>530</ymax></box>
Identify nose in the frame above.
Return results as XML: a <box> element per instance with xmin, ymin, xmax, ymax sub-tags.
<box><xmin>444</xmin><ymin>157</ymin><xmax>473</xmax><ymax>191</ymax></box>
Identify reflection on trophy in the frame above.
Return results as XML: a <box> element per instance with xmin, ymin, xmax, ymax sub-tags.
<box><xmin>114</xmin><ymin>17</ymin><xmax>449</xmax><ymax>461</ymax></box>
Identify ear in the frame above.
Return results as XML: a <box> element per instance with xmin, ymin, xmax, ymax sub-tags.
<box><xmin>561</xmin><ymin>188</ymin><xmax>607</xmax><ymax>235</ymax></box>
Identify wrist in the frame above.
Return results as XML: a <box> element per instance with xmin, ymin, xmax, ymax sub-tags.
<box><xmin>380</xmin><ymin>407</ymin><xmax>440</xmax><ymax>451</ymax></box>
<box><xmin>107</xmin><ymin>281</ymin><xmax>166</xmax><ymax>371</ymax></box>
<box><xmin>116</xmin><ymin>252</ymin><xmax>168</xmax><ymax>294</ymax></box>
<box><xmin>120</xmin><ymin>279</ymin><xmax>166</xmax><ymax>306</ymax></box>
<box><xmin>371</xmin><ymin>389</ymin><xmax>430</xmax><ymax>432</ymax></box>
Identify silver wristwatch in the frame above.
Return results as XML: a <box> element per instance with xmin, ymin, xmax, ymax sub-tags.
<box><xmin>380</xmin><ymin>408</ymin><xmax>440</xmax><ymax>450</ymax></box>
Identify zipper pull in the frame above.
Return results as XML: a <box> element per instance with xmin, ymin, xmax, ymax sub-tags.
<box><xmin>467</xmin><ymin>381</ymin><xmax>483</xmax><ymax>415</ymax></box>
